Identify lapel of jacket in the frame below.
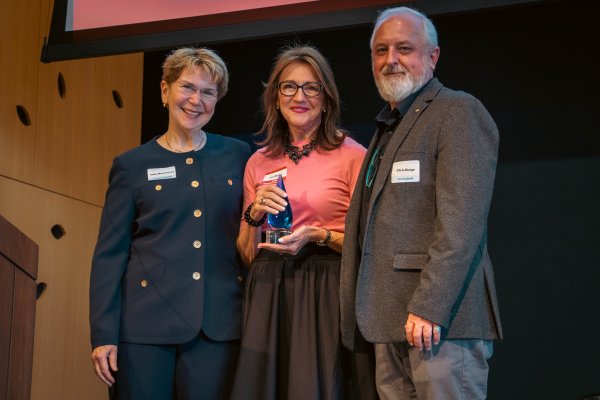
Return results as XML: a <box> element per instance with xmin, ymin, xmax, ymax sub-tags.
<box><xmin>345</xmin><ymin>130</ymin><xmax>379</xmax><ymax>246</ymax></box>
<box><xmin>366</xmin><ymin>78</ymin><xmax>443</xmax><ymax>224</ymax></box>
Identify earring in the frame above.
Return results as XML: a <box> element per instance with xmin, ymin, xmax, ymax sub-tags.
<box><xmin>162</xmin><ymin>102</ymin><xmax>167</xmax><ymax>108</ymax></box>
<box><xmin>276</xmin><ymin>105</ymin><xmax>279</xmax><ymax>110</ymax></box>
<box><xmin>322</xmin><ymin>109</ymin><xmax>326</xmax><ymax>113</ymax></box>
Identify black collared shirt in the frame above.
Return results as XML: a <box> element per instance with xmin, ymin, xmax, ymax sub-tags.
<box><xmin>359</xmin><ymin>89</ymin><xmax>422</xmax><ymax>249</ymax></box>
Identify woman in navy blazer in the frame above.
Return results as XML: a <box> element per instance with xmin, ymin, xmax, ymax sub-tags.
<box><xmin>90</xmin><ymin>47</ymin><xmax>250</xmax><ymax>399</ymax></box>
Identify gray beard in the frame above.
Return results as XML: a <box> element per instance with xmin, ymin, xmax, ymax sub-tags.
<box><xmin>375</xmin><ymin>71</ymin><xmax>428</xmax><ymax>104</ymax></box>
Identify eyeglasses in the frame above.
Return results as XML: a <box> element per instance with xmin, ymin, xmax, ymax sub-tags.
<box><xmin>176</xmin><ymin>81</ymin><xmax>218</xmax><ymax>101</ymax></box>
<box><xmin>278</xmin><ymin>81</ymin><xmax>323</xmax><ymax>97</ymax></box>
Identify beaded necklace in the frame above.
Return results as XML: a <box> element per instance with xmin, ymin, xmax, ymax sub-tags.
<box><xmin>284</xmin><ymin>141</ymin><xmax>314</xmax><ymax>164</ymax></box>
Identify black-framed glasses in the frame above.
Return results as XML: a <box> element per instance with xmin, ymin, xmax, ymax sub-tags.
<box><xmin>277</xmin><ymin>81</ymin><xmax>323</xmax><ymax>97</ymax></box>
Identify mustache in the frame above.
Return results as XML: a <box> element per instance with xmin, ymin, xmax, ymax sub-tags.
<box><xmin>381</xmin><ymin>65</ymin><xmax>408</xmax><ymax>75</ymax></box>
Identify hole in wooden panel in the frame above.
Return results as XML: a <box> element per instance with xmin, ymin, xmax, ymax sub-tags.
<box><xmin>57</xmin><ymin>72</ymin><xmax>66</xmax><ymax>98</ymax></box>
<box><xmin>50</xmin><ymin>224</ymin><xmax>66</xmax><ymax>239</ymax></box>
<box><xmin>112</xmin><ymin>90</ymin><xmax>123</xmax><ymax>108</ymax></box>
<box><xmin>36</xmin><ymin>282</ymin><xmax>47</xmax><ymax>299</ymax></box>
<box><xmin>16</xmin><ymin>105</ymin><xmax>31</xmax><ymax>126</ymax></box>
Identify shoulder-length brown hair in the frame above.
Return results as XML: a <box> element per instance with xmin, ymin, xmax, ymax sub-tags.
<box><xmin>258</xmin><ymin>45</ymin><xmax>346</xmax><ymax>157</ymax></box>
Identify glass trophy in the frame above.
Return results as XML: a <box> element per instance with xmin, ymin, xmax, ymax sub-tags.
<box><xmin>265</xmin><ymin>174</ymin><xmax>293</xmax><ymax>244</ymax></box>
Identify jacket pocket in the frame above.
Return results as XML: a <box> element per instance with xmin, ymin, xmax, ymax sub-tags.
<box><xmin>134</xmin><ymin>179</ymin><xmax>181</xmax><ymax>212</ymax></box>
<box><xmin>124</xmin><ymin>262</ymin><xmax>166</xmax><ymax>301</ymax></box>
<box><xmin>393</xmin><ymin>253</ymin><xmax>429</xmax><ymax>271</ymax></box>
<box><xmin>211</xmin><ymin>176</ymin><xmax>242</xmax><ymax>187</ymax></box>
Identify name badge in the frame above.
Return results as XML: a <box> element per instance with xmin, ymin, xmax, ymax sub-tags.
<box><xmin>391</xmin><ymin>160</ymin><xmax>420</xmax><ymax>183</ymax></box>
<box><xmin>263</xmin><ymin>167</ymin><xmax>287</xmax><ymax>184</ymax></box>
<box><xmin>147</xmin><ymin>166</ymin><xmax>176</xmax><ymax>181</ymax></box>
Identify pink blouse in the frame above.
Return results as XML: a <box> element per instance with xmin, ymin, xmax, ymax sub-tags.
<box><xmin>242</xmin><ymin>136</ymin><xmax>366</xmax><ymax>233</ymax></box>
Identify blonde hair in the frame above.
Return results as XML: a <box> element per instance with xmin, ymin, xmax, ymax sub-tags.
<box><xmin>162</xmin><ymin>47</ymin><xmax>229</xmax><ymax>100</ymax></box>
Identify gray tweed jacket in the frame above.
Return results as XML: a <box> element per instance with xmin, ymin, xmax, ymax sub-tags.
<box><xmin>340</xmin><ymin>78</ymin><xmax>503</xmax><ymax>350</ymax></box>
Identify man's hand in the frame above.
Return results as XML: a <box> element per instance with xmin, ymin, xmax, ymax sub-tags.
<box><xmin>405</xmin><ymin>312</ymin><xmax>442</xmax><ymax>351</ymax></box>
<box><xmin>91</xmin><ymin>345</ymin><xmax>118</xmax><ymax>386</ymax></box>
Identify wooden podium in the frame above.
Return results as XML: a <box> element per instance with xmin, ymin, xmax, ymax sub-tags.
<box><xmin>0</xmin><ymin>214</ymin><xmax>38</xmax><ymax>400</ymax></box>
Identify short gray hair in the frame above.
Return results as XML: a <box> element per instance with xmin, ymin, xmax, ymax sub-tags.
<box><xmin>370</xmin><ymin>6</ymin><xmax>438</xmax><ymax>51</ymax></box>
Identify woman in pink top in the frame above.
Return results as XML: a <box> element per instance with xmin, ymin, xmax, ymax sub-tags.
<box><xmin>231</xmin><ymin>46</ymin><xmax>376</xmax><ymax>400</ymax></box>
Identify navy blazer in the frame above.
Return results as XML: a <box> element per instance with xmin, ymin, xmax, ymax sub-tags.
<box><xmin>90</xmin><ymin>134</ymin><xmax>250</xmax><ymax>348</ymax></box>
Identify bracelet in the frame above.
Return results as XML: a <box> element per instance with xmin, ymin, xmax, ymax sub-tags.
<box><xmin>243</xmin><ymin>204</ymin><xmax>266</xmax><ymax>227</ymax></box>
<box><xmin>315</xmin><ymin>228</ymin><xmax>331</xmax><ymax>246</ymax></box>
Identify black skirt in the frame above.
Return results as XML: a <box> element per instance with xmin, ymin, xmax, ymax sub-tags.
<box><xmin>231</xmin><ymin>244</ymin><xmax>376</xmax><ymax>400</ymax></box>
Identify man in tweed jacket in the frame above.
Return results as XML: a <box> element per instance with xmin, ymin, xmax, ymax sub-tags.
<box><xmin>340</xmin><ymin>6</ymin><xmax>503</xmax><ymax>399</ymax></box>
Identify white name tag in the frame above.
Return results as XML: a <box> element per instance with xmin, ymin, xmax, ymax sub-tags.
<box><xmin>147</xmin><ymin>166</ymin><xmax>176</xmax><ymax>181</ymax></box>
<box><xmin>263</xmin><ymin>167</ymin><xmax>288</xmax><ymax>184</ymax></box>
<box><xmin>391</xmin><ymin>160</ymin><xmax>420</xmax><ymax>183</ymax></box>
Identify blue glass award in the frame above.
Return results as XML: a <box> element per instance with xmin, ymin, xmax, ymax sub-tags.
<box><xmin>265</xmin><ymin>174</ymin><xmax>293</xmax><ymax>244</ymax></box>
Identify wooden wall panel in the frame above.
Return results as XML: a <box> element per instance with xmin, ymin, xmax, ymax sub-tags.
<box><xmin>0</xmin><ymin>257</ymin><xmax>14</xmax><ymax>398</ymax></box>
<box><xmin>0</xmin><ymin>176</ymin><xmax>106</xmax><ymax>400</ymax></box>
<box><xmin>1</xmin><ymin>0</ymin><xmax>142</xmax><ymax>398</ymax></box>
<box><xmin>7</xmin><ymin>268</ymin><xmax>37</xmax><ymax>400</ymax></box>
<box><xmin>0</xmin><ymin>0</ymin><xmax>43</xmax><ymax>181</ymax></box>
<box><xmin>34</xmin><ymin>54</ymin><xmax>143</xmax><ymax>206</ymax></box>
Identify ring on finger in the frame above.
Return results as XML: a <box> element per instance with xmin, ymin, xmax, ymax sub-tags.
<box><xmin>259</xmin><ymin>197</ymin><xmax>265</xmax><ymax>205</ymax></box>
<box><xmin>433</xmin><ymin>326</ymin><xmax>441</xmax><ymax>333</ymax></box>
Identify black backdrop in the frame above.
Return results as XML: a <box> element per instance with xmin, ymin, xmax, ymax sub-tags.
<box><xmin>142</xmin><ymin>0</ymin><xmax>600</xmax><ymax>398</ymax></box>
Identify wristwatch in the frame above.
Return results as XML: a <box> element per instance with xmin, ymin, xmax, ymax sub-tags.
<box><xmin>316</xmin><ymin>229</ymin><xmax>331</xmax><ymax>246</ymax></box>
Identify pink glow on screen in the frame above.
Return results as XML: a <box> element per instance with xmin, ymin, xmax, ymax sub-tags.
<box><xmin>71</xmin><ymin>0</ymin><xmax>320</xmax><ymax>30</ymax></box>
